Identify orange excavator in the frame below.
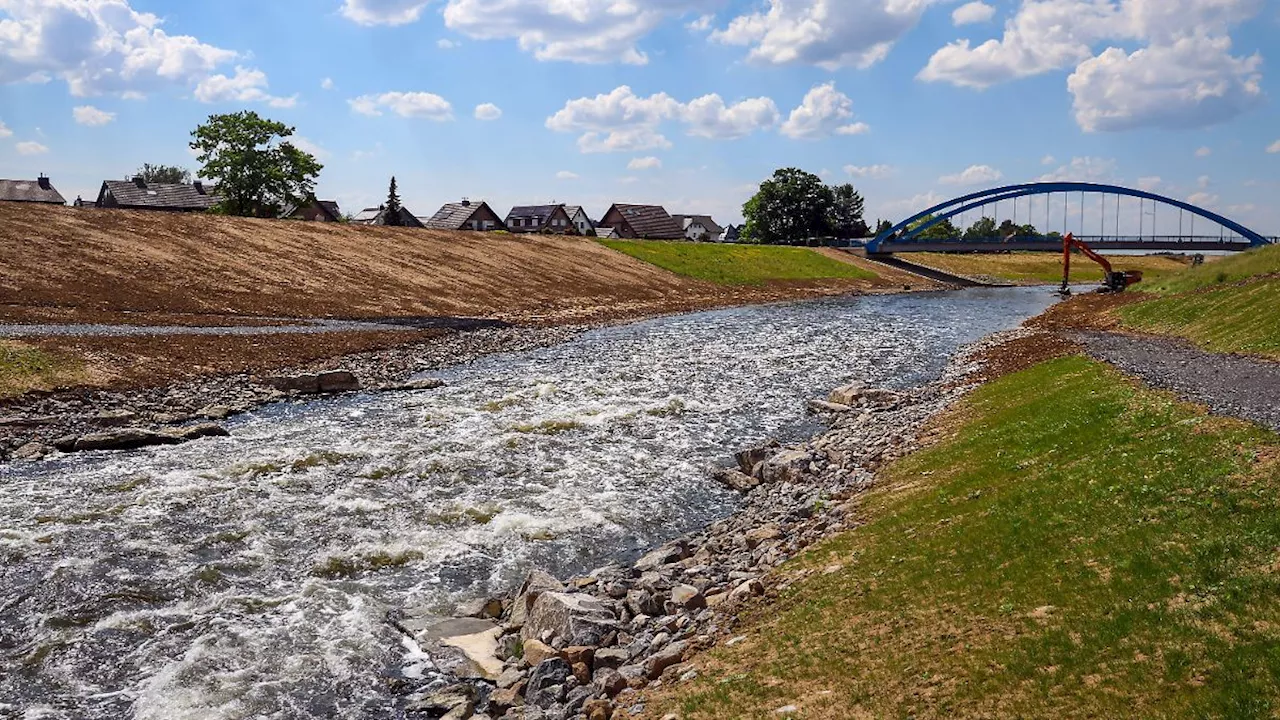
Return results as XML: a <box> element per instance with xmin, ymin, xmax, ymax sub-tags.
<box><xmin>1059</xmin><ymin>233</ymin><xmax>1143</xmax><ymax>294</ymax></box>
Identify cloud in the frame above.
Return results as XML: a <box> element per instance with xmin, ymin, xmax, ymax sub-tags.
<box><xmin>340</xmin><ymin>0</ymin><xmax>431</xmax><ymax>26</ymax></box>
<box><xmin>441</xmin><ymin>0</ymin><xmax>720</xmax><ymax>65</ymax></box>
<box><xmin>438</xmin><ymin>38</ymin><xmax>459</xmax><ymax>49</ymax></box>
<box><xmin>779</xmin><ymin>83</ymin><xmax>869</xmax><ymax>139</ymax></box>
<box><xmin>844</xmin><ymin>164</ymin><xmax>893</xmax><ymax>178</ymax></box>
<box><xmin>1136</xmin><ymin>176</ymin><xmax>1162</xmax><ymax>191</ymax></box>
<box><xmin>16</xmin><ymin>141</ymin><xmax>48</xmax><ymax>155</ymax></box>
<box><xmin>0</xmin><ymin>0</ymin><xmax>241</xmax><ymax>97</ymax></box>
<box><xmin>1198</xmin><ymin>174</ymin><xmax>1211</xmax><ymax>189</ymax></box>
<box><xmin>1227</xmin><ymin>203</ymin><xmax>1255</xmax><ymax>213</ymax></box>
<box><xmin>290</xmin><ymin>136</ymin><xmax>330</xmax><ymax>160</ymax></box>
<box><xmin>474</xmin><ymin>103</ymin><xmax>502</xmax><ymax>121</ymax></box>
<box><xmin>952</xmin><ymin>1</ymin><xmax>996</xmax><ymax>25</ymax></box>
<box><xmin>1187</xmin><ymin>191</ymin><xmax>1219</xmax><ymax>207</ymax></box>
<box><xmin>555</xmin><ymin>170</ymin><xmax>579</xmax><ymax>180</ymax></box>
<box><xmin>628</xmin><ymin>156</ymin><xmax>663</xmax><ymax>170</ymax></box>
<box><xmin>194</xmin><ymin>67</ymin><xmax>296</xmax><ymax>108</ymax></box>
<box><xmin>72</xmin><ymin>104</ymin><xmax>114</xmax><ymax>126</ymax></box>
<box><xmin>1039</xmin><ymin>156</ymin><xmax>1118</xmax><ymax>182</ymax></box>
<box><xmin>1269</xmin><ymin>140</ymin><xmax>1280</xmax><ymax>153</ymax></box>
<box><xmin>712</xmin><ymin>0</ymin><xmax>941</xmax><ymax>70</ymax></box>
<box><xmin>577</xmin><ymin>128</ymin><xmax>673</xmax><ymax>154</ymax></box>
<box><xmin>1041</xmin><ymin>155</ymin><xmax>1056</xmax><ymax>165</ymax></box>
<box><xmin>321</xmin><ymin>77</ymin><xmax>335</xmax><ymax>90</ymax></box>
<box><xmin>687</xmin><ymin>14</ymin><xmax>715</xmax><ymax>32</ymax></box>
<box><xmin>878</xmin><ymin>191</ymin><xmax>947</xmax><ymax>220</ymax></box>
<box><xmin>0</xmin><ymin>120</ymin><xmax>10</xmax><ymax>138</ymax></box>
<box><xmin>682</xmin><ymin>94</ymin><xmax>780</xmax><ymax>139</ymax></box>
<box><xmin>1195</xmin><ymin>146</ymin><xmax>1212</xmax><ymax>157</ymax></box>
<box><xmin>349</xmin><ymin>91</ymin><xmax>454</xmax><ymax>120</ymax></box>
<box><xmin>1068</xmin><ymin>35</ymin><xmax>1262</xmax><ymax>132</ymax></box>
<box><xmin>939</xmin><ymin>164</ymin><xmax>1003</xmax><ymax>185</ymax></box>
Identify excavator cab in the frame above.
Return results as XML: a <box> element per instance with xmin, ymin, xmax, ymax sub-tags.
<box><xmin>1104</xmin><ymin>270</ymin><xmax>1144</xmax><ymax>293</ymax></box>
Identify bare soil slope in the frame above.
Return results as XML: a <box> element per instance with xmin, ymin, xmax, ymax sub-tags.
<box><xmin>0</xmin><ymin>204</ymin><xmax>769</xmax><ymax>324</ymax></box>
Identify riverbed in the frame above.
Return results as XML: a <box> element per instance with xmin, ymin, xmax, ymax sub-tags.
<box><xmin>0</xmin><ymin>288</ymin><xmax>1057</xmax><ymax>719</ymax></box>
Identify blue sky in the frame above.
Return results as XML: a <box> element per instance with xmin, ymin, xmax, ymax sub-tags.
<box><xmin>1</xmin><ymin>0</ymin><xmax>1278</xmax><ymax>234</ymax></box>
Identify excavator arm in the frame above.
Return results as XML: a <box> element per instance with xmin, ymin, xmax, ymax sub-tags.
<box><xmin>1060</xmin><ymin>233</ymin><xmax>1143</xmax><ymax>293</ymax></box>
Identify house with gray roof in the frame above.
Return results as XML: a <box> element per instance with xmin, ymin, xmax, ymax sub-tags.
<box><xmin>563</xmin><ymin>205</ymin><xmax>594</xmax><ymax>234</ymax></box>
<box><xmin>353</xmin><ymin>205</ymin><xmax>425</xmax><ymax>228</ymax></box>
<box><xmin>506</xmin><ymin>204</ymin><xmax>573</xmax><ymax>234</ymax></box>
<box><xmin>423</xmin><ymin>199</ymin><xmax>506</xmax><ymax>231</ymax></box>
<box><xmin>281</xmin><ymin>197</ymin><xmax>342</xmax><ymax>222</ymax></box>
<box><xmin>598</xmin><ymin>203</ymin><xmax>685</xmax><ymax>240</ymax></box>
<box><xmin>95</xmin><ymin>177</ymin><xmax>219</xmax><ymax>212</ymax></box>
<box><xmin>0</xmin><ymin>176</ymin><xmax>66</xmax><ymax>205</ymax></box>
<box><xmin>676</xmin><ymin>214</ymin><xmax>724</xmax><ymax>242</ymax></box>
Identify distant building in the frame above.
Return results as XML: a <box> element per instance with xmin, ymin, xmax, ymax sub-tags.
<box><xmin>593</xmin><ymin>226</ymin><xmax>621</xmax><ymax>239</ymax></box>
<box><xmin>598</xmin><ymin>204</ymin><xmax>685</xmax><ymax>240</ymax></box>
<box><xmin>563</xmin><ymin>205</ymin><xmax>594</xmax><ymax>234</ymax></box>
<box><xmin>720</xmin><ymin>224</ymin><xmax>741</xmax><ymax>243</ymax></box>
<box><xmin>95</xmin><ymin>177</ymin><xmax>219</xmax><ymax>212</ymax></box>
<box><xmin>281</xmin><ymin>197</ymin><xmax>342</xmax><ymax>222</ymax></box>
<box><xmin>676</xmin><ymin>214</ymin><xmax>724</xmax><ymax>242</ymax></box>
<box><xmin>506</xmin><ymin>204</ymin><xmax>573</xmax><ymax>233</ymax></box>
<box><xmin>0</xmin><ymin>176</ymin><xmax>66</xmax><ymax>205</ymax></box>
<box><xmin>353</xmin><ymin>205</ymin><xmax>426</xmax><ymax>228</ymax></box>
<box><xmin>422</xmin><ymin>199</ymin><xmax>506</xmax><ymax>231</ymax></box>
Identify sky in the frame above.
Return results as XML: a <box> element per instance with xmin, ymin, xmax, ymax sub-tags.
<box><xmin>1</xmin><ymin>0</ymin><xmax>1279</xmax><ymax>235</ymax></box>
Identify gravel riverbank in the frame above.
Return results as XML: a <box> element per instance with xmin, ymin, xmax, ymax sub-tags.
<box><xmin>391</xmin><ymin>328</ymin><xmax>1027</xmax><ymax>720</ymax></box>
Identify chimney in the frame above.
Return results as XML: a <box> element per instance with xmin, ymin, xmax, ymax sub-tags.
<box><xmin>37</xmin><ymin>174</ymin><xmax>50</xmax><ymax>190</ymax></box>
<box><xmin>132</xmin><ymin>176</ymin><xmax>147</xmax><ymax>189</ymax></box>
<box><xmin>461</xmin><ymin>197</ymin><xmax>471</xmax><ymax>207</ymax></box>
<box><xmin>193</xmin><ymin>181</ymin><xmax>204</xmax><ymax>194</ymax></box>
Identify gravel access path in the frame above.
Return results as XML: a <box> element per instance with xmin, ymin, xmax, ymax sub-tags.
<box><xmin>1075</xmin><ymin>330</ymin><xmax>1280</xmax><ymax>432</ymax></box>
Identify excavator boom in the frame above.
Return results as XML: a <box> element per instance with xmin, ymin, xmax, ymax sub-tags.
<box><xmin>1060</xmin><ymin>233</ymin><xmax>1142</xmax><ymax>293</ymax></box>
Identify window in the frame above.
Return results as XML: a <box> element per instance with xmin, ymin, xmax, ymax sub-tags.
<box><xmin>512</xmin><ymin>218</ymin><xmax>521</xmax><ymax>227</ymax></box>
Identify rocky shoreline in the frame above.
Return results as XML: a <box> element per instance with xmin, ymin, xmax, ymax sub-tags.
<box><xmin>391</xmin><ymin>328</ymin><xmax>1029</xmax><ymax>720</ymax></box>
<box><xmin>0</xmin><ymin>324</ymin><xmax>588</xmax><ymax>461</ymax></box>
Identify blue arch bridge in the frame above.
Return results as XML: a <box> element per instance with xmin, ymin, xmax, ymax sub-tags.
<box><xmin>866</xmin><ymin>182</ymin><xmax>1276</xmax><ymax>255</ymax></box>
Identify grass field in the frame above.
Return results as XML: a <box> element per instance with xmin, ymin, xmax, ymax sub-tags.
<box><xmin>0</xmin><ymin>342</ymin><xmax>86</xmax><ymax>397</ymax></box>
<box><xmin>599</xmin><ymin>241</ymin><xmax>878</xmax><ymax>286</ymax></box>
<box><xmin>1138</xmin><ymin>244</ymin><xmax>1280</xmax><ymax>294</ymax></box>
<box><xmin>1119</xmin><ymin>279</ymin><xmax>1280</xmax><ymax>359</ymax></box>
<box><xmin>911</xmin><ymin>251</ymin><xmax>1190</xmax><ymax>285</ymax></box>
<box><xmin>654</xmin><ymin>357</ymin><xmax>1280</xmax><ymax>719</ymax></box>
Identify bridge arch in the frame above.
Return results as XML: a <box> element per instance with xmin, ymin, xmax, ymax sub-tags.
<box><xmin>867</xmin><ymin>182</ymin><xmax>1270</xmax><ymax>254</ymax></box>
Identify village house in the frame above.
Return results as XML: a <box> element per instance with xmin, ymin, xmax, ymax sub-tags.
<box><xmin>506</xmin><ymin>204</ymin><xmax>573</xmax><ymax>233</ymax></box>
<box><xmin>280</xmin><ymin>197</ymin><xmax>342</xmax><ymax>222</ymax></box>
<box><xmin>593</xmin><ymin>226</ymin><xmax>621</xmax><ymax>239</ymax></box>
<box><xmin>598</xmin><ymin>204</ymin><xmax>685</xmax><ymax>240</ymax></box>
<box><xmin>95</xmin><ymin>177</ymin><xmax>220</xmax><ymax>212</ymax></box>
<box><xmin>422</xmin><ymin>199</ymin><xmax>506</xmax><ymax>231</ymax></box>
<box><xmin>676</xmin><ymin>214</ymin><xmax>724</xmax><ymax>242</ymax></box>
<box><xmin>0</xmin><ymin>176</ymin><xmax>66</xmax><ymax>205</ymax></box>
<box><xmin>563</xmin><ymin>205</ymin><xmax>594</xmax><ymax>234</ymax></box>
<box><xmin>353</xmin><ymin>205</ymin><xmax>425</xmax><ymax>228</ymax></box>
<box><xmin>720</xmin><ymin>224</ymin><xmax>741</xmax><ymax>243</ymax></box>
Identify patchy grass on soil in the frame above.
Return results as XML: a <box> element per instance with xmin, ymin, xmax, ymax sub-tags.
<box><xmin>654</xmin><ymin>357</ymin><xmax>1280</xmax><ymax>719</ymax></box>
<box><xmin>1118</xmin><ymin>278</ymin><xmax>1280</xmax><ymax>359</ymax></box>
<box><xmin>599</xmin><ymin>241</ymin><xmax>877</xmax><ymax>286</ymax></box>
<box><xmin>0</xmin><ymin>341</ymin><xmax>86</xmax><ymax>396</ymax></box>
<box><xmin>911</xmin><ymin>252</ymin><xmax>1189</xmax><ymax>285</ymax></box>
<box><xmin>1139</xmin><ymin>244</ymin><xmax>1280</xmax><ymax>295</ymax></box>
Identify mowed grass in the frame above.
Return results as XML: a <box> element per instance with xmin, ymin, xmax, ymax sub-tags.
<box><xmin>1118</xmin><ymin>278</ymin><xmax>1280</xmax><ymax>359</ymax></box>
<box><xmin>1139</xmin><ymin>244</ymin><xmax>1280</xmax><ymax>294</ymax></box>
<box><xmin>912</xmin><ymin>251</ymin><xmax>1189</xmax><ymax>285</ymax></box>
<box><xmin>0</xmin><ymin>341</ymin><xmax>85</xmax><ymax>397</ymax></box>
<box><xmin>655</xmin><ymin>357</ymin><xmax>1280</xmax><ymax>719</ymax></box>
<box><xmin>598</xmin><ymin>241</ymin><xmax>877</xmax><ymax>286</ymax></box>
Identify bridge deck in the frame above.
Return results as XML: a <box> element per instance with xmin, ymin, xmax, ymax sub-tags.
<box><xmin>873</xmin><ymin>238</ymin><xmax>1258</xmax><ymax>254</ymax></box>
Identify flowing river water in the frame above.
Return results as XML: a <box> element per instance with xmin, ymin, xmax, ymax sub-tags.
<box><xmin>0</xmin><ymin>288</ymin><xmax>1057</xmax><ymax>719</ymax></box>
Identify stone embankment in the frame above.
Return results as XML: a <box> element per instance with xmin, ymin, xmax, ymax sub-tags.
<box><xmin>395</xmin><ymin>330</ymin><xmax>1026</xmax><ymax>720</ymax></box>
<box><xmin>0</xmin><ymin>325</ymin><xmax>584</xmax><ymax>461</ymax></box>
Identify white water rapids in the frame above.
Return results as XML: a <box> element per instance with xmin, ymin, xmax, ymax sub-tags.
<box><xmin>0</xmin><ymin>288</ymin><xmax>1057</xmax><ymax>719</ymax></box>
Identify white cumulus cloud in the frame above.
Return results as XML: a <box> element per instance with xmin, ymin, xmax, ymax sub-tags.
<box><xmin>474</xmin><ymin>103</ymin><xmax>502</xmax><ymax>121</ymax></box>
<box><xmin>1041</xmin><ymin>155</ymin><xmax>1056</xmax><ymax>165</ymax></box>
<box><xmin>321</xmin><ymin>77</ymin><xmax>335</xmax><ymax>90</ymax></box>
<box><xmin>1137</xmin><ymin>176</ymin><xmax>1162</xmax><ymax>191</ymax></box>
<box><xmin>194</xmin><ymin>67</ymin><xmax>296</xmax><ymax>108</ymax></box>
<box><xmin>350</xmin><ymin>91</ymin><xmax>454</xmax><ymax>120</ymax></box>
<box><xmin>555</xmin><ymin>170</ymin><xmax>579</xmax><ymax>180</ymax></box>
<box><xmin>780</xmin><ymin>83</ymin><xmax>869</xmax><ymax>139</ymax></box>
<box><xmin>16</xmin><ymin>141</ymin><xmax>48</xmax><ymax>155</ymax></box>
<box><xmin>952</xmin><ymin>1</ymin><xmax>996</xmax><ymax>25</ymax></box>
<box><xmin>1039</xmin><ymin>156</ymin><xmax>1119</xmax><ymax>182</ymax></box>
<box><xmin>72</xmin><ymin>105</ymin><xmax>114</xmax><ymax>126</ymax></box>
<box><xmin>1195</xmin><ymin>146</ymin><xmax>1212</xmax><ymax>157</ymax></box>
<box><xmin>1269</xmin><ymin>140</ymin><xmax>1280</xmax><ymax>153</ymax></box>
<box><xmin>341</xmin><ymin>0</ymin><xmax>431</xmax><ymax>26</ymax></box>
<box><xmin>0</xmin><ymin>120</ymin><xmax>10</xmax><ymax>138</ymax></box>
<box><xmin>844</xmin><ymin>164</ymin><xmax>893</xmax><ymax>178</ymax></box>
<box><xmin>682</xmin><ymin>94</ymin><xmax>780</xmax><ymax>139</ymax></box>
<box><xmin>939</xmin><ymin>164</ymin><xmax>1003</xmax><ymax>185</ymax></box>
<box><xmin>628</xmin><ymin>156</ymin><xmax>663</xmax><ymax>170</ymax></box>
<box><xmin>289</xmin><ymin>136</ymin><xmax>330</xmax><ymax>160</ymax></box>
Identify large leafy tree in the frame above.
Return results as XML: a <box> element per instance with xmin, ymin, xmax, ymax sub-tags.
<box><xmin>828</xmin><ymin>183</ymin><xmax>869</xmax><ymax>238</ymax></box>
<box><xmin>873</xmin><ymin>219</ymin><xmax>893</xmax><ymax>236</ymax></box>
<box><xmin>963</xmin><ymin>216</ymin><xmax>998</xmax><ymax>240</ymax></box>
<box><xmin>384</xmin><ymin>176</ymin><xmax>403</xmax><ymax>226</ymax></box>
<box><xmin>742</xmin><ymin>168</ymin><xmax>835</xmax><ymax>245</ymax></box>
<box><xmin>190</xmin><ymin>111</ymin><xmax>322</xmax><ymax>218</ymax></box>
<box><xmin>909</xmin><ymin>214</ymin><xmax>960</xmax><ymax>240</ymax></box>
<box><xmin>134</xmin><ymin>164</ymin><xmax>191</xmax><ymax>184</ymax></box>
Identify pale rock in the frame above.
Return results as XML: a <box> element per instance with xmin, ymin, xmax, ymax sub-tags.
<box><xmin>522</xmin><ymin>592</ymin><xmax>616</xmax><ymax>648</ymax></box>
<box><xmin>522</xmin><ymin>638</ymin><xmax>561</xmax><ymax>666</ymax></box>
<box><xmin>642</xmin><ymin>640</ymin><xmax>687</xmax><ymax>680</ymax></box>
<box><xmin>828</xmin><ymin>382</ymin><xmax>866</xmax><ymax>406</ymax></box>
<box><xmin>744</xmin><ymin>524</ymin><xmax>782</xmax><ymax>549</ymax></box>
<box><xmin>669</xmin><ymin>584</ymin><xmax>705</xmax><ymax>610</ymax></box>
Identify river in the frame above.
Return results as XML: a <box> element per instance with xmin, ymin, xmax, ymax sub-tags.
<box><xmin>0</xmin><ymin>287</ymin><xmax>1056</xmax><ymax>719</ymax></box>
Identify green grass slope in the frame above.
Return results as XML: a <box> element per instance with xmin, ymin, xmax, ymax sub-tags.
<box><xmin>598</xmin><ymin>241</ymin><xmax>876</xmax><ymax>286</ymax></box>
<box><xmin>658</xmin><ymin>357</ymin><xmax>1280</xmax><ymax>719</ymax></box>
<box><xmin>1140</xmin><ymin>244</ymin><xmax>1280</xmax><ymax>294</ymax></box>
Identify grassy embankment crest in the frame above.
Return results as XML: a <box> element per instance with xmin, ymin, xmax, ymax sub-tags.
<box><xmin>598</xmin><ymin>241</ymin><xmax>877</xmax><ymax>286</ymax></box>
<box><xmin>658</xmin><ymin>356</ymin><xmax>1280</xmax><ymax>719</ymax></box>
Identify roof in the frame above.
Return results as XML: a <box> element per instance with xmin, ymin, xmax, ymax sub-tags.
<box><xmin>609</xmin><ymin>204</ymin><xmax>685</xmax><ymax>239</ymax></box>
<box><xmin>0</xmin><ymin>178</ymin><xmax>66</xmax><ymax>204</ymax></box>
<box><xmin>424</xmin><ymin>201</ymin><xmax>491</xmax><ymax>230</ymax></box>
<box><xmin>594</xmin><ymin>226</ymin><xmax>618</xmax><ymax>237</ymax></box>
<box><xmin>563</xmin><ymin>205</ymin><xmax>591</xmax><ymax>221</ymax></box>
<box><xmin>353</xmin><ymin>207</ymin><xmax>381</xmax><ymax>222</ymax></box>
<box><xmin>280</xmin><ymin>198</ymin><xmax>341</xmax><ymax>221</ymax></box>
<box><xmin>677</xmin><ymin>214</ymin><xmax>724</xmax><ymax>235</ymax></box>
<box><xmin>507</xmin><ymin>204</ymin><xmax>565</xmax><ymax>220</ymax></box>
<box><xmin>100</xmin><ymin>179</ymin><xmax>219</xmax><ymax>210</ymax></box>
<box><xmin>353</xmin><ymin>205</ymin><xmax>424</xmax><ymax>228</ymax></box>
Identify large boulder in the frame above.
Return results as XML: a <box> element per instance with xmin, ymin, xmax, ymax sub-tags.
<box><xmin>669</xmin><ymin>584</ymin><xmax>706</xmax><ymax>611</ymax></box>
<box><xmin>167</xmin><ymin>423</ymin><xmax>230</xmax><ymax>441</ymax></box>
<box><xmin>73</xmin><ymin>428</ymin><xmax>182</xmax><ymax>452</ymax></box>
<box><xmin>264</xmin><ymin>374</ymin><xmax>321</xmax><ymax>394</ymax></box>
<box><xmin>642</xmin><ymin>640</ymin><xmax>688</xmax><ymax>680</ymax></box>
<box><xmin>828</xmin><ymin>382</ymin><xmax>866</xmax><ymax>406</ymax></box>
<box><xmin>712</xmin><ymin>467</ymin><xmax>759</xmax><ymax>493</ymax></box>
<box><xmin>406</xmin><ymin>684</ymin><xmax>475</xmax><ymax>719</ymax></box>
<box><xmin>511</xmin><ymin>569</ymin><xmax>566</xmax><ymax>628</ymax></box>
<box><xmin>318</xmin><ymin>371</ymin><xmax>361</xmax><ymax>393</ymax></box>
<box><xmin>522</xmin><ymin>592</ymin><xmax>617</xmax><ymax>647</ymax></box>
<box><xmin>759</xmin><ymin>450</ymin><xmax>812</xmax><ymax>484</ymax></box>
<box><xmin>633</xmin><ymin>543</ymin><xmax>687</xmax><ymax>571</ymax></box>
<box><xmin>526</xmin><ymin>658</ymin><xmax>572</xmax><ymax>708</ymax></box>
<box><xmin>734</xmin><ymin>442</ymin><xmax>778</xmax><ymax>476</ymax></box>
